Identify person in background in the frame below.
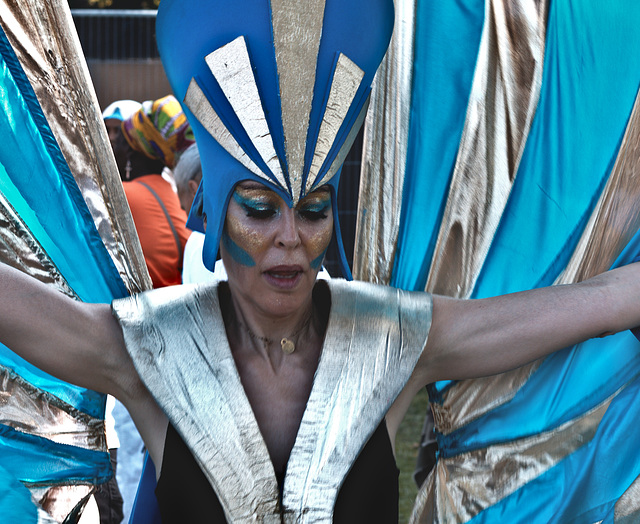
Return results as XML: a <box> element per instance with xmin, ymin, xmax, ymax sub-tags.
<box><xmin>172</xmin><ymin>143</ymin><xmax>227</xmax><ymax>284</ymax></box>
<box><xmin>102</xmin><ymin>100</ymin><xmax>142</xmax><ymax>158</ymax></box>
<box><xmin>116</xmin><ymin>95</ymin><xmax>193</xmax><ymax>288</ymax></box>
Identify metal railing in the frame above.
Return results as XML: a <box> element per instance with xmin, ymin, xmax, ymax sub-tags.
<box><xmin>71</xmin><ymin>9</ymin><xmax>171</xmax><ymax>110</ymax></box>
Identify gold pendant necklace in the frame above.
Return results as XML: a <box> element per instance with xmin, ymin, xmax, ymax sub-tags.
<box><xmin>240</xmin><ymin>315</ymin><xmax>312</xmax><ymax>354</ymax></box>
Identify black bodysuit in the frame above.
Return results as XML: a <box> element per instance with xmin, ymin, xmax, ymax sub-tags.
<box><xmin>156</xmin><ymin>419</ymin><xmax>399</xmax><ymax>523</ymax></box>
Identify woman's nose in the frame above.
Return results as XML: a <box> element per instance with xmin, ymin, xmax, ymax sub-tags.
<box><xmin>275</xmin><ymin>207</ymin><xmax>301</xmax><ymax>248</ymax></box>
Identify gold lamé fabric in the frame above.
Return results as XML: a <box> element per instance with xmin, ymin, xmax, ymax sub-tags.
<box><xmin>0</xmin><ymin>0</ymin><xmax>151</xmax><ymax>295</ymax></box>
<box><xmin>425</xmin><ymin>0</ymin><xmax>549</xmax><ymax>298</ymax></box>
<box><xmin>413</xmin><ymin>82</ymin><xmax>640</xmax><ymax>524</ymax></box>
<box><xmin>0</xmin><ymin>366</ymin><xmax>105</xmax><ymax>450</ymax></box>
<box><xmin>408</xmin><ymin>4</ymin><xmax>640</xmax><ymax>523</ymax></box>
<box><xmin>558</xmin><ymin>87</ymin><xmax>640</xmax><ymax>285</ymax></box>
<box><xmin>0</xmin><ymin>2</ymin><xmax>151</xmax><ymax>521</ymax></box>
<box><xmin>411</xmin><ymin>392</ymin><xmax>614</xmax><ymax>523</ymax></box>
<box><xmin>112</xmin><ymin>279</ymin><xmax>432</xmax><ymax>522</ymax></box>
<box><xmin>353</xmin><ymin>0</ymin><xmax>416</xmax><ymax>284</ymax></box>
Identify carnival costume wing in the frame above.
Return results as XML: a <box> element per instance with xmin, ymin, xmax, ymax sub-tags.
<box><xmin>0</xmin><ymin>1</ymin><xmax>151</xmax><ymax>522</ymax></box>
<box><xmin>356</xmin><ymin>1</ymin><xmax>640</xmax><ymax>522</ymax></box>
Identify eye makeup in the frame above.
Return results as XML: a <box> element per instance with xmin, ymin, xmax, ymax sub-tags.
<box><xmin>233</xmin><ymin>187</ymin><xmax>279</xmax><ymax>220</ymax></box>
<box><xmin>297</xmin><ymin>194</ymin><xmax>331</xmax><ymax>221</ymax></box>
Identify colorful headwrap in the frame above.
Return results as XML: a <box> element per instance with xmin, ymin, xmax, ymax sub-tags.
<box><xmin>156</xmin><ymin>0</ymin><xmax>394</xmax><ymax>278</ymax></box>
<box><xmin>122</xmin><ymin>94</ymin><xmax>195</xmax><ymax>169</ymax></box>
<box><xmin>102</xmin><ymin>99</ymin><xmax>142</xmax><ymax>122</ymax></box>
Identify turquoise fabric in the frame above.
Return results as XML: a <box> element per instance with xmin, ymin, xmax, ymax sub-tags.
<box><xmin>0</xmin><ymin>463</ymin><xmax>37</xmax><ymax>524</ymax></box>
<box><xmin>472</xmin><ymin>0</ymin><xmax>640</xmax><ymax>298</ymax></box>
<box><xmin>396</xmin><ymin>0</ymin><xmax>640</xmax><ymax>521</ymax></box>
<box><xmin>0</xmin><ymin>19</ymin><xmax>124</xmax><ymax>514</ymax></box>
<box><xmin>390</xmin><ymin>0</ymin><xmax>485</xmax><ymax>291</ymax></box>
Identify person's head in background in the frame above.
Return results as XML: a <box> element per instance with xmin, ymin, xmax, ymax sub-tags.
<box><xmin>102</xmin><ymin>100</ymin><xmax>142</xmax><ymax>175</ymax></box>
<box><xmin>115</xmin><ymin>95</ymin><xmax>195</xmax><ymax>182</ymax></box>
<box><xmin>173</xmin><ymin>143</ymin><xmax>201</xmax><ymax>214</ymax></box>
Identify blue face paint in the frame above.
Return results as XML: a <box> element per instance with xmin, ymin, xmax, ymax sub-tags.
<box><xmin>221</xmin><ymin>228</ymin><xmax>256</xmax><ymax>267</ymax></box>
<box><xmin>310</xmin><ymin>248</ymin><xmax>328</xmax><ymax>270</ymax></box>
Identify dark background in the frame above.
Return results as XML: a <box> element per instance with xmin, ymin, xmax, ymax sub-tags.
<box><xmin>69</xmin><ymin>0</ymin><xmax>160</xmax><ymax>8</ymax></box>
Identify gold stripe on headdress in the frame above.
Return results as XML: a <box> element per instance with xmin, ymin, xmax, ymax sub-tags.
<box><xmin>271</xmin><ymin>0</ymin><xmax>326</xmax><ymax>203</ymax></box>
<box><xmin>185</xmin><ymin>78</ymin><xmax>272</xmax><ymax>185</ymax></box>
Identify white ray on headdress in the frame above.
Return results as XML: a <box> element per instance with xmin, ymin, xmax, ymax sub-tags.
<box><xmin>204</xmin><ymin>37</ymin><xmax>287</xmax><ymax>190</ymax></box>
<box><xmin>305</xmin><ymin>53</ymin><xmax>365</xmax><ymax>194</ymax></box>
<box><xmin>271</xmin><ymin>0</ymin><xmax>326</xmax><ymax>203</ymax></box>
<box><xmin>184</xmin><ymin>79</ymin><xmax>273</xmax><ymax>185</ymax></box>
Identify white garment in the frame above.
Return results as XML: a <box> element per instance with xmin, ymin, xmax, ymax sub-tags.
<box><xmin>182</xmin><ymin>231</ymin><xmax>227</xmax><ymax>284</ymax></box>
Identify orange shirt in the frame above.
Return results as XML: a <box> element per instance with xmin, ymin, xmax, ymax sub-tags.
<box><xmin>123</xmin><ymin>174</ymin><xmax>191</xmax><ymax>288</ymax></box>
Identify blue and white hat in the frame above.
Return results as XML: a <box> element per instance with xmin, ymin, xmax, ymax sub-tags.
<box><xmin>156</xmin><ymin>0</ymin><xmax>394</xmax><ymax>277</ymax></box>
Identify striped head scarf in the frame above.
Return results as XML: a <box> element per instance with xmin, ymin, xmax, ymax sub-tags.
<box><xmin>122</xmin><ymin>94</ymin><xmax>194</xmax><ymax>169</ymax></box>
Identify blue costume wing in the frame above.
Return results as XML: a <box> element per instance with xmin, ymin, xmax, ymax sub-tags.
<box><xmin>0</xmin><ymin>2</ymin><xmax>151</xmax><ymax>521</ymax></box>
<box><xmin>357</xmin><ymin>0</ymin><xmax>640</xmax><ymax>521</ymax></box>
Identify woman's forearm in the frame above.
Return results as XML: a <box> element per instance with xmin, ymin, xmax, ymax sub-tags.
<box><xmin>419</xmin><ymin>262</ymin><xmax>640</xmax><ymax>384</ymax></box>
<box><xmin>0</xmin><ymin>262</ymin><xmax>124</xmax><ymax>393</ymax></box>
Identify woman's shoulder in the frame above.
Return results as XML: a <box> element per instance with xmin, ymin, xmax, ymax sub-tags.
<box><xmin>112</xmin><ymin>281</ymin><xmax>221</xmax><ymax>323</ymax></box>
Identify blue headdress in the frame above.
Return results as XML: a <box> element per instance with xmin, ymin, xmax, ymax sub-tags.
<box><xmin>156</xmin><ymin>0</ymin><xmax>394</xmax><ymax>278</ymax></box>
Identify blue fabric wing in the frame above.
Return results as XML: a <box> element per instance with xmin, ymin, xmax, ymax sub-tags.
<box><xmin>0</xmin><ymin>20</ymin><xmax>128</xmax><ymax>522</ymax></box>
<box><xmin>393</xmin><ymin>0</ymin><xmax>640</xmax><ymax>521</ymax></box>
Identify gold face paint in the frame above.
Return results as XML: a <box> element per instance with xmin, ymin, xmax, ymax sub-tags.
<box><xmin>224</xmin><ymin>183</ymin><xmax>333</xmax><ymax>268</ymax></box>
<box><xmin>221</xmin><ymin>181</ymin><xmax>334</xmax><ymax>319</ymax></box>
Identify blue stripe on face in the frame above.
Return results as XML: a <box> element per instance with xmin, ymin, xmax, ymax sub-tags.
<box><xmin>310</xmin><ymin>248</ymin><xmax>327</xmax><ymax>270</ymax></box>
<box><xmin>222</xmin><ymin>228</ymin><xmax>256</xmax><ymax>267</ymax></box>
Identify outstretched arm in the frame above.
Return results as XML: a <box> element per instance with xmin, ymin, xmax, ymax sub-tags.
<box><xmin>414</xmin><ymin>262</ymin><xmax>640</xmax><ymax>386</ymax></box>
<box><xmin>0</xmin><ymin>263</ymin><xmax>131</xmax><ymax>397</ymax></box>
<box><xmin>0</xmin><ymin>262</ymin><xmax>169</xmax><ymax>469</ymax></box>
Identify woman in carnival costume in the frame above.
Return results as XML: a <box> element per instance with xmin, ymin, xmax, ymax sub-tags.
<box><xmin>1</xmin><ymin>0</ymin><xmax>640</xmax><ymax>522</ymax></box>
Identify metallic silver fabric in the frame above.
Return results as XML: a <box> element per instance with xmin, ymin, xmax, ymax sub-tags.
<box><xmin>205</xmin><ymin>37</ymin><xmax>287</xmax><ymax>189</ymax></box>
<box><xmin>31</xmin><ymin>485</ymin><xmax>93</xmax><ymax>524</ymax></box>
<box><xmin>354</xmin><ymin>0</ymin><xmax>416</xmax><ymax>284</ymax></box>
<box><xmin>557</xmin><ymin>87</ymin><xmax>640</xmax><ymax>286</ymax></box>
<box><xmin>185</xmin><ymin>78</ymin><xmax>269</xmax><ymax>182</ymax></box>
<box><xmin>0</xmin><ymin>0</ymin><xmax>151</xmax><ymax>295</ymax></box>
<box><xmin>615</xmin><ymin>474</ymin><xmax>640</xmax><ymax>523</ymax></box>
<box><xmin>0</xmin><ymin>366</ymin><xmax>106</xmax><ymax>450</ymax></box>
<box><xmin>271</xmin><ymin>0</ymin><xmax>326</xmax><ymax>203</ymax></box>
<box><xmin>412</xmin><ymin>391</ymin><xmax>614</xmax><ymax>523</ymax></box>
<box><xmin>306</xmin><ymin>54</ymin><xmax>364</xmax><ymax>193</ymax></box>
<box><xmin>425</xmin><ymin>0</ymin><xmax>548</xmax><ymax>298</ymax></box>
<box><xmin>113</xmin><ymin>279</ymin><xmax>432</xmax><ymax>522</ymax></box>
<box><xmin>0</xmin><ymin>192</ymin><xmax>76</xmax><ymax>299</ymax></box>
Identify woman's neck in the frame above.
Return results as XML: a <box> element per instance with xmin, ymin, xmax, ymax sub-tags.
<box><xmin>219</xmin><ymin>281</ymin><xmax>329</xmax><ymax>364</ymax></box>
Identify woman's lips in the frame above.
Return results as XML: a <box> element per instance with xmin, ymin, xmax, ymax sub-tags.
<box><xmin>263</xmin><ymin>265</ymin><xmax>304</xmax><ymax>289</ymax></box>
